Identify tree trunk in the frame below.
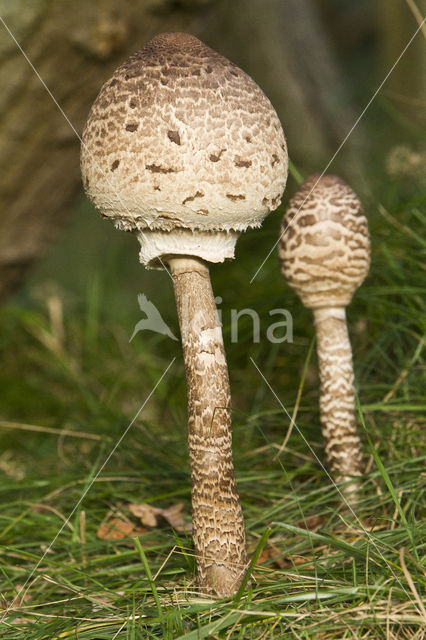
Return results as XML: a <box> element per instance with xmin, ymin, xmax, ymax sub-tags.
<box><xmin>0</xmin><ymin>0</ymin><xmax>211</xmax><ymax>301</ymax></box>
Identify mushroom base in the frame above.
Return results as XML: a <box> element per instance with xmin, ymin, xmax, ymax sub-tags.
<box><xmin>137</xmin><ymin>229</ymin><xmax>240</xmax><ymax>269</ymax></box>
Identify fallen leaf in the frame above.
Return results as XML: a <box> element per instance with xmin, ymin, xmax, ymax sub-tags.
<box><xmin>162</xmin><ymin>503</ymin><xmax>191</xmax><ymax>532</ymax></box>
<box><xmin>128</xmin><ymin>502</ymin><xmax>191</xmax><ymax>532</ymax></box>
<box><xmin>256</xmin><ymin>544</ymin><xmax>286</xmax><ymax>569</ymax></box>
<box><xmin>281</xmin><ymin>554</ymin><xmax>314</xmax><ymax>566</ymax></box>
<box><xmin>128</xmin><ymin>503</ymin><xmax>158</xmax><ymax>527</ymax></box>
<box><xmin>0</xmin><ymin>584</ymin><xmax>32</xmax><ymax>610</ymax></box>
<box><xmin>297</xmin><ymin>514</ymin><xmax>323</xmax><ymax>530</ymax></box>
<box><xmin>97</xmin><ymin>517</ymin><xmax>143</xmax><ymax>540</ymax></box>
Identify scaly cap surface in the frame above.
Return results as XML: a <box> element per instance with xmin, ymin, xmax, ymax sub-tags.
<box><xmin>279</xmin><ymin>174</ymin><xmax>370</xmax><ymax>308</ymax></box>
<box><xmin>81</xmin><ymin>32</ymin><xmax>287</xmax><ymax>235</ymax></box>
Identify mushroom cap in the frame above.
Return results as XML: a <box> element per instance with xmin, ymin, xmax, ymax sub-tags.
<box><xmin>81</xmin><ymin>32</ymin><xmax>287</xmax><ymax>235</ymax></box>
<box><xmin>279</xmin><ymin>174</ymin><xmax>370</xmax><ymax>309</ymax></box>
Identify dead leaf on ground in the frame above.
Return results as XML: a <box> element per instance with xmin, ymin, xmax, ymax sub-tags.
<box><xmin>281</xmin><ymin>554</ymin><xmax>314</xmax><ymax>567</ymax></box>
<box><xmin>256</xmin><ymin>544</ymin><xmax>286</xmax><ymax>569</ymax></box>
<box><xmin>128</xmin><ymin>502</ymin><xmax>191</xmax><ymax>533</ymax></box>
<box><xmin>297</xmin><ymin>514</ymin><xmax>323</xmax><ymax>530</ymax></box>
<box><xmin>0</xmin><ymin>583</ymin><xmax>32</xmax><ymax>615</ymax></box>
<box><xmin>97</xmin><ymin>516</ymin><xmax>144</xmax><ymax>541</ymax></box>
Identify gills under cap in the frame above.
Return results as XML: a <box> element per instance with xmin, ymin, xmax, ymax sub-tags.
<box><xmin>279</xmin><ymin>174</ymin><xmax>370</xmax><ymax>309</ymax></box>
<box><xmin>81</xmin><ymin>32</ymin><xmax>287</xmax><ymax>265</ymax></box>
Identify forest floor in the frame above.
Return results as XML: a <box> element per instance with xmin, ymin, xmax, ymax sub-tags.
<box><xmin>0</xmin><ymin>101</ymin><xmax>425</xmax><ymax>638</ymax></box>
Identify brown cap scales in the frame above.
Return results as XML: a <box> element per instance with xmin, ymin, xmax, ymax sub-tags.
<box><xmin>81</xmin><ymin>32</ymin><xmax>287</xmax><ymax>234</ymax></box>
<box><xmin>279</xmin><ymin>174</ymin><xmax>370</xmax><ymax>309</ymax></box>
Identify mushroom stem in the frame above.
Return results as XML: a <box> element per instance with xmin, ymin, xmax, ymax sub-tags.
<box><xmin>168</xmin><ymin>256</ymin><xmax>247</xmax><ymax>596</ymax></box>
<box><xmin>312</xmin><ymin>306</ymin><xmax>363</xmax><ymax>494</ymax></box>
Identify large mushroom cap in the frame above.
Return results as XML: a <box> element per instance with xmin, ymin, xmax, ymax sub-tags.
<box><xmin>81</xmin><ymin>32</ymin><xmax>287</xmax><ymax>234</ymax></box>
<box><xmin>279</xmin><ymin>174</ymin><xmax>370</xmax><ymax>309</ymax></box>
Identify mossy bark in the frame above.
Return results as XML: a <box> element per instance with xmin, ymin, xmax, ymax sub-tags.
<box><xmin>0</xmin><ymin>0</ymin><xmax>210</xmax><ymax>301</ymax></box>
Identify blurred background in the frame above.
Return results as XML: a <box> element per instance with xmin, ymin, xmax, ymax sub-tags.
<box><xmin>1</xmin><ymin>3</ymin><xmax>425</xmax><ymax>633</ymax></box>
<box><xmin>0</xmin><ymin>0</ymin><xmax>424</xmax><ymax>478</ymax></box>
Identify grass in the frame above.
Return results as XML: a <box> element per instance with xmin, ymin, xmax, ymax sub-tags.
<box><xmin>0</xmin><ymin>100</ymin><xmax>425</xmax><ymax>637</ymax></box>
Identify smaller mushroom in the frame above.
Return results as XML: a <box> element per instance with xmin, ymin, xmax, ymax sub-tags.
<box><xmin>278</xmin><ymin>174</ymin><xmax>370</xmax><ymax>496</ymax></box>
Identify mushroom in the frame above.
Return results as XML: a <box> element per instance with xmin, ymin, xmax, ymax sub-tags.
<box><xmin>81</xmin><ymin>32</ymin><xmax>288</xmax><ymax>596</ymax></box>
<box><xmin>278</xmin><ymin>174</ymin><xmax>370</xmax><ymax>496</ymax></box>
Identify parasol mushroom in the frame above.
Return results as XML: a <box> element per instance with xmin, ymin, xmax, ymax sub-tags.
<box><xmin>279</xmin><ymin>174</ymin><xmax>370</xmax><ymax>497</ymax></box>
<box><xmin>81</xmin><ymin>32</ymin><xmax>288</xmax><ymax>595</ymax></box>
